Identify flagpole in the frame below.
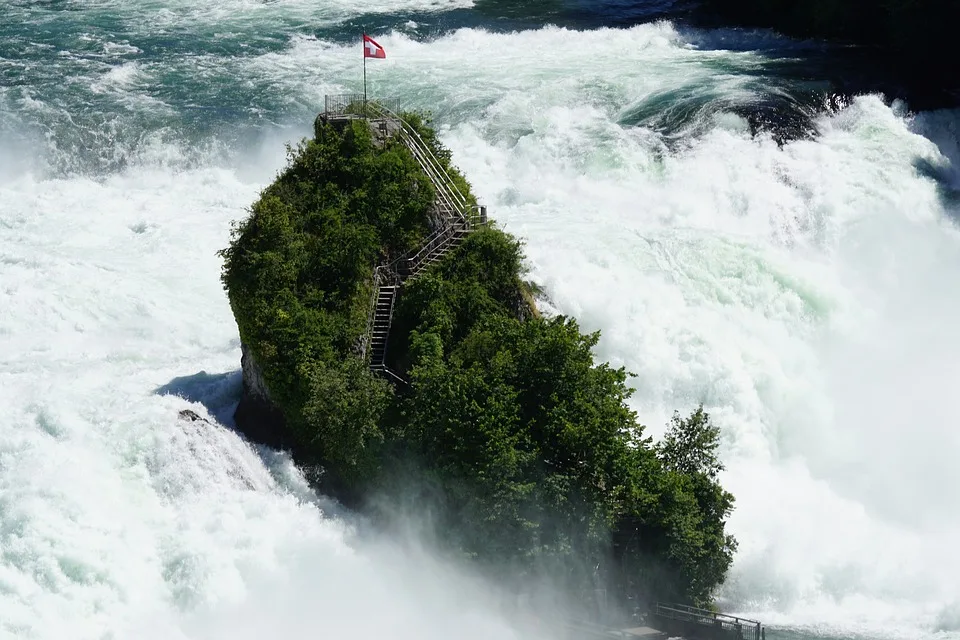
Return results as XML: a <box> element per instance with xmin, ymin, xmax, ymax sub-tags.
<box><xmin>362</xmin><ymin>33</ymin><xmax>367</xmax><ymax>116</ymax></box>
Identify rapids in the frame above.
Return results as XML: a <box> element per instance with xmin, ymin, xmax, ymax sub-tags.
<box><xmin>2</xmin><ymin>3</ymin><xmax>959</xmax><ymax>638</ymax></box>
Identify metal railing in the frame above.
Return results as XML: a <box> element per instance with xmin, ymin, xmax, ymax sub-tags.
<box><xmin>326</xmin><ymin>94</ymin><xmax>491</xmax><ymax>382</ymax></box>
<box><xmin>360</xmin><ymin>264</ymin><xmax>401</xmax><ymax>362</ymax></box>
<box><xmin>324</xmin><ymin>94</ymin><xmax>485</xmax><ymax>232</ymax></box>
<box><xmin>654</xmin><ymin>603</ymin><xmax>763</xmax><ymax>640</ymax></box>
<box><xmin>401</xmin><ymin>218</ymin><xmax>465</xmax><ymax>277</ymax></box>
<box><xmin>363</xmin><ymin>100</ymin><xmax>480</xmax><ymax>228</ymax></box>
<box><xmin>323</xmin><ymin>94</ymin><xmax>402</xmax><ymax>119</ymax></box>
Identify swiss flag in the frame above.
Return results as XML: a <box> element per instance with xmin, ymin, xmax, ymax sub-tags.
<box><xmin>363</xmin><ymin>34</ymin><xmax>386</xmax><ymax>59</ymax></box>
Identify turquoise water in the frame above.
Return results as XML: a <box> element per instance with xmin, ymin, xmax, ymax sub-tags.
<box><xmin>0</xmin><ymin>0</ymin><xmax>833</xmax><ymax>174</ymax></box>
<box><xmin>2</xmin><ymin>2</ymin><xmax>959</xmax><ymax>639</ymax></box>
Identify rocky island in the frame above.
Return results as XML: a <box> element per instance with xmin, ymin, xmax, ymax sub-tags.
<box><xmin>218</xmin><ymin>100</ymin><xmax>738</xmax><ymax>616</ymax></box>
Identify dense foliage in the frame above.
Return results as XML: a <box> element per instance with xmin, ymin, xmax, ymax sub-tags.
<box><xmin>219</xmin><ymin>117</ymin><xmax>432</xmax><ymax>482</ymax></box>
<box><xmin>220</xmin><ymin>113</ymin><xmax>736</xmax><ymax>607</ymax></box>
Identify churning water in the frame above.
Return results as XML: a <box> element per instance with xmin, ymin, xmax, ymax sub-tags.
<box><xmin>2</xmin><ymin>2</ymin><xmax>959</xmax><ymax>638</ymax></box>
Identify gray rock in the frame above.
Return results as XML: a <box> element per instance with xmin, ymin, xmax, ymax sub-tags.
<box><xmin>233</xmin><ymin>343</ymin><xmax>297</xmax><ymax>452</ymax></box>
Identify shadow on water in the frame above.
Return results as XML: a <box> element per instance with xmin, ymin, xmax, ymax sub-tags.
<box><xmin>915</xmin><ymin>156</ymin><xmax>960</xmax><ymax>223</ymax></box>
<box><xmin>9</xmin><ymin>0</ymin><xmax>933</xmax><ymax>176</ymax></box>
<box><xmin>335</xmin><ymin>0</ymin><xmax>690</xmax><ymax>37</ymax></box>
<box><xmin>155</xmin><ymin>370</ymin><xmax>356</xmax><ymax>520</ymax></box>
<box><xmin>155</xmin><ymin>369</ymin><xmax>242</xmax><ymax>427</ymax></box>
<box><xmin>616</xmin><ymin>76</ymin><xmax>832</xmax><ymax>145</ymax></box>
<box><xmin>911</xmin><ymin>110</ymin><xmax>960</xmax><ymax>223</ymax></box>
<box><xmin>357</xmin><ymin>1</ymin><xmax>906</xmax><ymax>146</ymax></box>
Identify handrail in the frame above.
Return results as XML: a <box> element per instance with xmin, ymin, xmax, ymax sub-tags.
<box><xmin>393</xmin><ymin>127</ymin><xmax>466</xmax><ymax>223</ymax></box>
<box><xmin>366</xmin><ymin>102</ymin><xmax>474</xmax><ymax>225</ymax></box>
<box><xmin>325</xmin><ymin>95</ymin><xmax>481</xmax><ymax>231</ymax></box>
<box><xmin>324</xmin><ymin>95</ymin><xmax>490</xmax><ymax>383</ymax></box>
<box><xmin>404</xmin><ymin>218</ymin><xmax>465</xmax><ymax>270</ymax></box>
<box><xmin>368</xmin><ymin>101</ymin><xmax>469</xmax><ymax>207</ymax></box>
<box><xmin>359</xmin><ymin>264</ymin><xmax>379</xmax><ymax>360</ymax></box>
<box><xmin>655</xmin><ymin>603</ymin><xmax>761</xmax><ymax>626</ymax></box>
<box><xmin>654</xmin><ymin>602</ymin><xmax>762</xmax><ymax>640</ymax></box>
<box><xmin>361</xmin><ymin>264</ymin><xmax>401</xmax><ymax>362</ymax></box>
<box><xmin>324</xmin><ymin>95</ymin><xmax>472</xmax><ymax>222</ymax></box>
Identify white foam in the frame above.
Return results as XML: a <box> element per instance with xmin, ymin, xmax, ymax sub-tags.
<box><xmin>4</xmin><ymin>19</ymin><xmax>960</xmax><ymax>640</ymax></box>
<box><xmin>0</xmin><ymin>156</ymin><xmax>542</xmax><ymax>638</ymax></box>
<box><xmin>423</xmin><ymin>31</ymin><xmax>960</xmax><ymax>636</ymax></box>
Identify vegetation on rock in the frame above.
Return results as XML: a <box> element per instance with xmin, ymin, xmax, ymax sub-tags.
<box><xmin>219</xmin><ymin>112</ymin><xmax>736</xmax><ymax>608</ymax></box>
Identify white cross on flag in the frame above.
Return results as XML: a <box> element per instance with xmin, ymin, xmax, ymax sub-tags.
<box><xmin>363</xmin><ymin>34</ymin><xmax>386</xmax><ymax>59</ymax></box>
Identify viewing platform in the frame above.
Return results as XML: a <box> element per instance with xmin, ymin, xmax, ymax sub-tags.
<box><xmin>647</xmin><ymin>602</ymin><xmax>764</xmax><ymax>640</ymax></box>
<box><xmin>563</xmin><ymin>603</ymin><xmax>765</xmax><ymax>640</ymax></box>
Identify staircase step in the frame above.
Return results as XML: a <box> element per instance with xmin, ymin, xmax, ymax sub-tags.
<box><xmin>366</xmin><ymin>172</ymin><xmax>484</xmax><ymax>378</ymax></box>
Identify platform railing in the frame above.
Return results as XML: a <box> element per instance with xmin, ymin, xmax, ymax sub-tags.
<box><xmin>654</xmin><ymin>603</ymin><xmax>763</xmax><ymax>640</ymax></box>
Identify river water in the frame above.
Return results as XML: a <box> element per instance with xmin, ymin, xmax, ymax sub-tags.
<box><xmin>2</xmin><ymin>2</ymin><xmax>959</xmax><ymax>639</ymax></box>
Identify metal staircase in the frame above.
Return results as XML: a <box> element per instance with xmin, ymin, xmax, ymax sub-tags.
<box><xmin>329</xmin><ymin>96</ymin><xmax>488</xmax><ymax>383</ymax></box>
<box><xmin>369</xmin><ymin>283</ymin><xmax>397</xmax><ymax>369</ymax></box>
<box><xmin>400</xmin><ymin>218</ymin><xmax>471</xmax><ymax>278</ymax></box>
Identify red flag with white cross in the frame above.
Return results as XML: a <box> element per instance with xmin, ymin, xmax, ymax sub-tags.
<box><xmin>363</xmin><ymin>34</ymin><xmax>386</xmax><ymax>59</ymax></box>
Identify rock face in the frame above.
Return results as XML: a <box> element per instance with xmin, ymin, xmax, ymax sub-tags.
<box><xmin>233</xmin><ymin>343</ymin><xmax>296</xmax><ymax>451</ymax></box>
<box><xmin>178</xmin><ymin>409</ymin><xmax>208</xmax><ymax>424</ymax></box>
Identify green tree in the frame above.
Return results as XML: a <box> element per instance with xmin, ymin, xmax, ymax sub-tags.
<box><xmin>654</xmin><ymin>406</ymin><xmax>738</xmax><ymax>605</ymax></box>
<box><xmin>658</xmin><ymin>406</ymin><xmax>724</xmax><ymax>479</ymax></box>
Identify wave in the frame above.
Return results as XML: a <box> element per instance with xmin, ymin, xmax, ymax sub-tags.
<box><xmin>2</xmin><ymin>16</ymin><xmax>960</xmax><ymax>640</ymax></box>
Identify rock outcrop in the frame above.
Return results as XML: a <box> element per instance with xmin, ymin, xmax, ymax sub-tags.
<box><xmin>233</xmin><ymin>343</ymin><xmax>296</xmax><ymax>451</ymax></box>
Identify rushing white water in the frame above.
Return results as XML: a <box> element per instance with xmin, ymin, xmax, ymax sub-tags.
<box><xmin>0</xmin><ymin>157</ymin><xmax>536</xmax><ymax>640</ymax></box>
<box><xmin>3</xmin><ymin>13</ymin><xmax>960</xmax><ymax>640</ymax></box>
